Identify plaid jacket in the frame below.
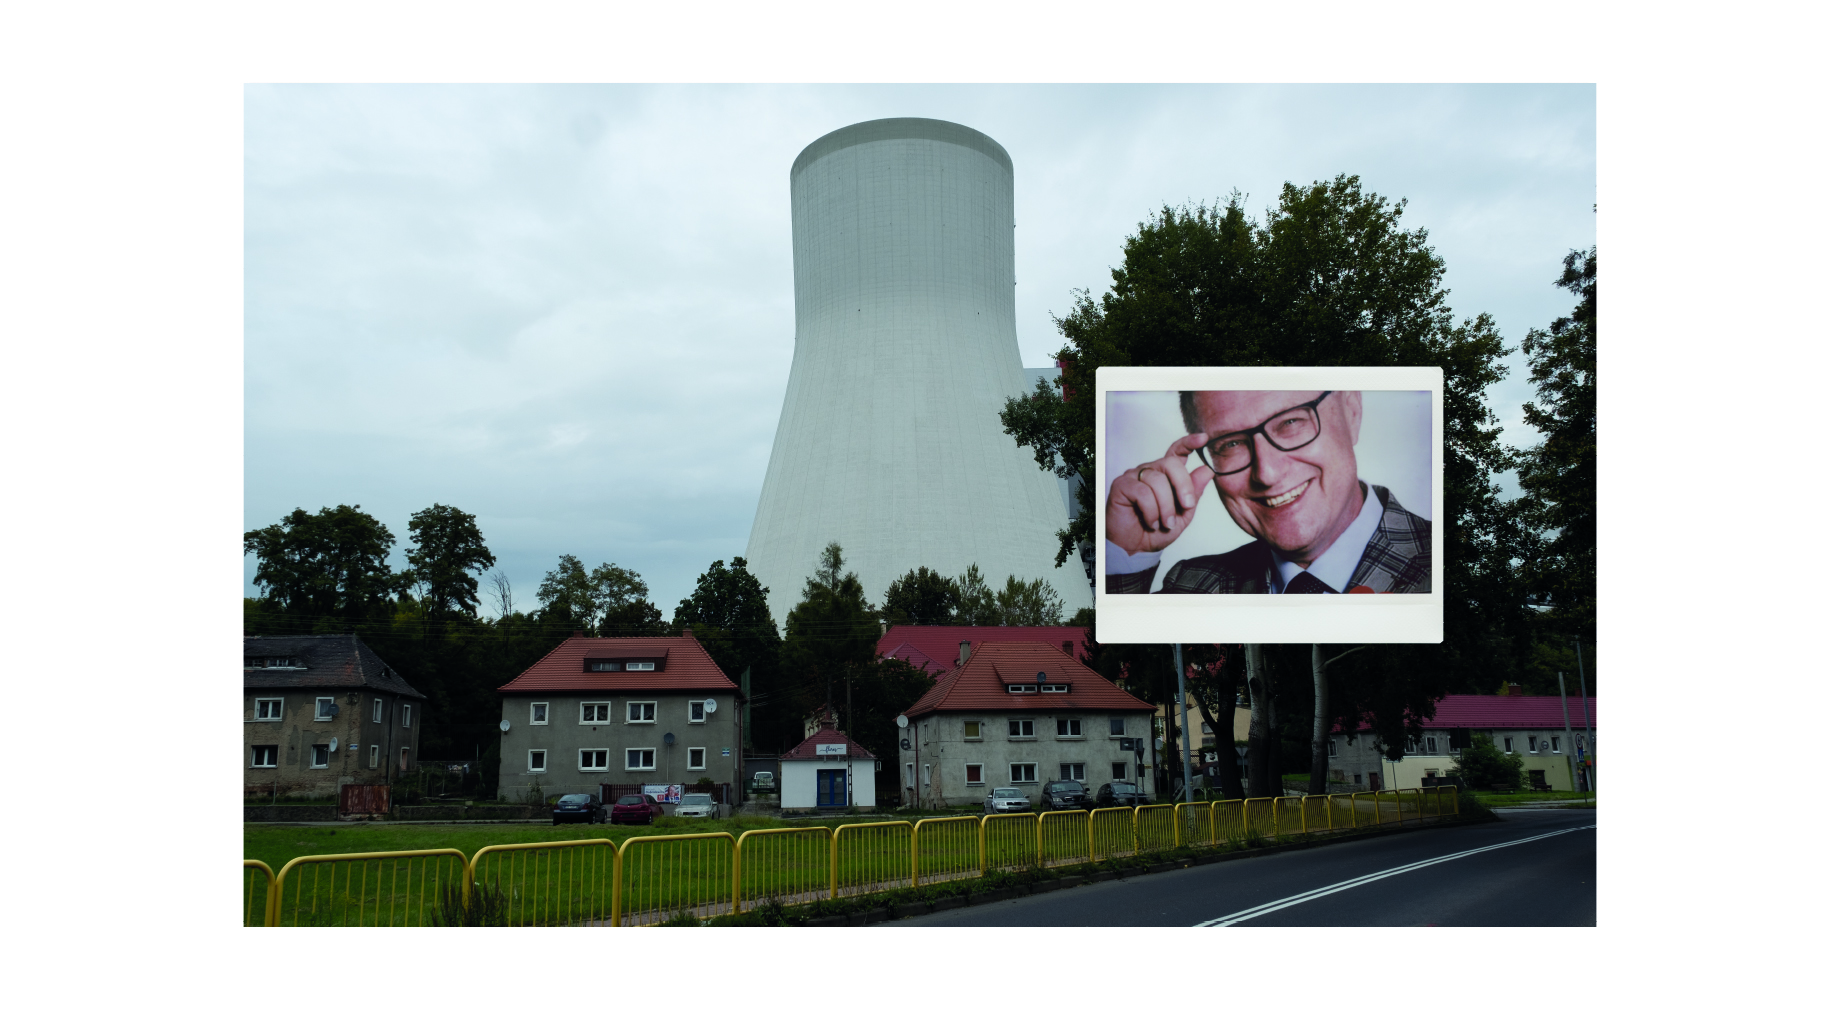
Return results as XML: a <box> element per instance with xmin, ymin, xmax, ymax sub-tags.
<box><xmin>1105</xmin><ymin>484</ymin><xmax>1432</xmax><ymax>595</ymax></box>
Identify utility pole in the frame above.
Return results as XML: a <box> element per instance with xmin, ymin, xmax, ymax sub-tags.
<box><xmin>1173</xmin><ymin>644</ymin><xmax>1194</xmax><ymax>803</ymax></box>
<box><xmin>1555</xmin><ymin>647</ymin><xmax>1580</xmax><ymax>792</ymax></box>
<box><xmin>1574</xmin><ymin>637</ymin><xmax>1594</xmax><ymax>791</ymax></box>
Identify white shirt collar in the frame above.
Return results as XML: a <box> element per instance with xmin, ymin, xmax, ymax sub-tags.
<box><xmin>1272</xmin><ymin>483</ymin><xmax>1383</xmax><ymax>593</ymax></box>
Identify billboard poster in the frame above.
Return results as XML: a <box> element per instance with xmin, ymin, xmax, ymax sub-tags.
<box><xmin>643</xmin><ymin>783</ymin><xmax>684</xmax><ymax>803</ymax></box>
<box><xmin>1096</xmin><ymin>366</ymin><xmax>1442</xmax><ymax>644</ymax></box>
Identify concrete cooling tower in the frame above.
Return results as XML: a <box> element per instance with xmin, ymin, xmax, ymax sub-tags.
<box><xmin>746</xmin><ymin>118</ymin><xmax>1092</xmax><ymax>628</ymax></box>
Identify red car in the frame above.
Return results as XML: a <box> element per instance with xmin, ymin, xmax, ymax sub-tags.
<box><xmin>608</xmin><ymin>793</ymin><xmax>664</xmax><ymax>825</ymax></box>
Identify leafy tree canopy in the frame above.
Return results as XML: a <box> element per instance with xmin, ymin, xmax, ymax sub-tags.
<box><xmin>882</xmin><ymin>566</ymin><xmax>962</xmax><ymax>625</ymax></box>
<box><xmin>245</xmin><ymin>504</ymin><xmax>399</xmax><ymax>622</ymax></box>
<box><xmin>405</xmin><ymin>504</ymin><xmax>496</xmax><ymax>618</ymax></box>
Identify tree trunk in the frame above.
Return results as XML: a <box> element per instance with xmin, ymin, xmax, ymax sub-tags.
<box><xmin>1245</xmin><ymin>644</ymin><xmax>1270</xmax><ymax>797</ymax></box>
<box><xmin>1309</xmin><ymin>644</ymin><xmax>1329</xmax><ymax>794</ymax></box>
<box><xmin>1264</xmin><ymin>668</ymin><xmax>1282</xmax><ymax>796</ymax></box>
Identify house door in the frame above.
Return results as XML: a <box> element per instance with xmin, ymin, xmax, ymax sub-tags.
<box><xmin>816</xmin><ymin>769</ymin><xmax>847</xmax><ymax>807</ymax></box>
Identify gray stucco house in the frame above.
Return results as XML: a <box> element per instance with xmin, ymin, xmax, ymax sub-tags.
<box><xmin>495</xmin><ymin>631</ymin><xmax>743</xmax><ymax>802</ymax></box>
<box><xmin>243</xmin><ymin>634</ymin><xmax>426</xmax><ymax>801</ymax></box>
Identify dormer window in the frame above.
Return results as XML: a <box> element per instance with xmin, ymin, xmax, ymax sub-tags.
<box><xmin>1041</xmin><ymin>684</ymin><xmax>1068</xmax><ymax>693</ymax></box>
<box><xmin>1007</xmin><ymin>684</ymin><xmax>1037</xmax><ymax>694</ymax></box>
<box><xmin>587</xmin><ymin>660</ymin><xmax>620</xmax><ymax>672</ymax></box>
<box><xmin>584</xmin><ymin>657</ymin><xmax>662</xmax><ymax>672</ymax></box>
<box><xmin>247</xmin><ymin>656</ymin><xmax>298</xmax><ymax>669</ymax></box>
<box><xmin>626</xmin><ymin>661</ymin><xmax>655</xmax><ymax>671</ymax></box>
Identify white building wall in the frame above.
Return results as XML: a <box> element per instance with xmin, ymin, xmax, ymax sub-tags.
<box><xmin>747</xmin><ymin>118</ymin><xmax>1092</xmax><ymax>627</ymax></box>
<box><xmin>912</xmin><ymin>711</ymin><xmax>1155</xmax><ymax>807</ymax></box>
<box><xmin>778</xmin><ymin>757</ymin><xmax>876</xmax><ymax>810</ymax></box>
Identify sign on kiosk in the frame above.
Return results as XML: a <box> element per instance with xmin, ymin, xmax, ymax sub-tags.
<box><xmin>815</xmin><ymin>743</ymin><xmax>848</xmax><ymax>756</ymax></box>
<box><xmin>1096</xmin><ymin>366</ymin><xmax>1443</xmax><ymax>644</ymax></box>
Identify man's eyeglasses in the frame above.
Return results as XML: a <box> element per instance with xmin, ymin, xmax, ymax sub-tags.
<box><xmin>1197</xmin><ymin>391</ymin><xmax>1335</xmax><ymax>475</ymax></box>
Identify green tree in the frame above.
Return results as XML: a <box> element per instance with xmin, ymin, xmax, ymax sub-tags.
<box><xmin>405</xmin><ymin>504</ymin><xmax>497</xmax><ymax>618</ymax></box>
<box><xmin>535</xmin><ymin>554</ymin><xmax>596</xmax><ymax>628</ymax></box>
<box><xmin>780</xmin><ymin>543</ymin><xmax>882</xmax><ymax>748</ymax></box>
<box><xmin>882</xmin><ymin>567</ymin><xmax>963</xmax><ymax>626</ymax></box>
<box><xmin>673</xmin><ymin>558</ymin><xmax>784</xmax><ymax>751</ymax></box>
<box><xmin>1451</xmin><ymin>735</ymin><xmax>1525</xmax><ymax>791</ymax></box>
<box><xmin>1003</xmin><ymin>180</ymin><xmax>1525</xmax><ymax>784</ymax></box>
<box><xmin>1516</xmin><ymin>247</ymin><xmax>1596</xmax><ymax>639</ymax></box>
<box><xmin>952</xmin><ymin>564</ymin><xmax>1000</xmax><ymax>625</ymax></box>
<box><xmin>245</xmin><ymin>505</ymin><xmax>400</xmax><ymax>624</ymax></box>
<box><xmin>994</xmin><ymin>575</ymin><xmax>1064</xmax><ymax>626</ymax></box>
<box><xmin>534</xmin><ymin>555</ymin><xmax>663</xmax><ymax>634</ymax></box>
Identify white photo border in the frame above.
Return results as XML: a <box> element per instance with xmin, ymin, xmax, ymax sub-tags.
<box><xmin>1095</xmin><ymin>366</ymin><xmax>1444</xmax><ymax>644</ymax></box>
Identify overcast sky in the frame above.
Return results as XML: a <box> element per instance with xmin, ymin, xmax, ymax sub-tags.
<box><xmin>245</xmin><ymin>84</ymin><xmax>1595</xmax><ymax>619</ymax></box>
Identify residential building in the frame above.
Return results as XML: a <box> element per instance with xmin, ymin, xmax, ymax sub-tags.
<box><xmin>778</xmin><ymin>715</ymin><xmax>877</xmax><ymax>812</ymax></box>
<box><xmin>1329</xmin><ymin>692</ymin><xmax>1599</xmax><ymax>791</ymax></box>
<box><xmin>244</xmin><ymin>634</ymin><xmax>425</xmax><ymax>800</ymax></box>
<box><xmin>495</xmin><ymin>631</ymin><xmax>742</xmax><ymax>801</ymax></box>
<box><xmin>898</xmin><ymin>640</ymin><xmax>1157</xmax><ymax>807</ymax></box>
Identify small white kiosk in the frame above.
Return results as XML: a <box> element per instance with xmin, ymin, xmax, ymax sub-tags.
<box><xmin>779</xmin><ymin>715</ymin><xmax>876</xmax><ymax>813</ymax></box>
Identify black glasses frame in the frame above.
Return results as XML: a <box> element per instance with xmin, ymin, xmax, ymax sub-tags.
<box><xmin>1197</xmin><ymin>391</ymin><xmax>1335</xmax><ymax>475</ymax></box>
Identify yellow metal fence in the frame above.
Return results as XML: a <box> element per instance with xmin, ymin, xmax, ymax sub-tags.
<box><xmin>247</xmin><ymin>786</ymin><xmax>1459</xmax><ymax>926</ymax></box>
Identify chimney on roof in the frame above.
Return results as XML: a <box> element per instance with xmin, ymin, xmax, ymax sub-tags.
<box><xmin>1507</xmin><ymin>683</ymin><xmax>1522</xmax><ymax>697</ymax></box>
<box><xmin>683</xmin><ymin>629</ymin><xmax>694</xmax><ymax>639</ymax></box>
<box><xmin>571</xmin><ymin>630</ymin><xmax>584</xmax><ymax>638</ymax></box>
<box><xmin>1061</xmin><ymin>640</ymin><xmax>1073</xmax><ymax>655</ymax></box>
<box><xmin>959</xmin><ymin>640</ymin><xmax>971</xmax><ymax>667</ymax></box>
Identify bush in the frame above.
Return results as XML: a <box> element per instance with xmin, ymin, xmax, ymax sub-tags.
<box><xmin>1453</xmin><ymin>738</ymin><xmax>1525</xmax><ymax>791</ymax></box>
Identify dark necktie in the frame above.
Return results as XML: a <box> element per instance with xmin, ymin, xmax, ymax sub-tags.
<box><xmin>1284</xmin><ymin>571</ymin><xmax>1338</xmax><ymax>594</ymax></box>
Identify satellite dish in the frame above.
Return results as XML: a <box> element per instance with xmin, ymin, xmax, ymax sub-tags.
<box><xmin>895</xmin><ymin>714</ymin><xmax>909</xmax><ymax>728</ymax></box>
<box><xmin>703</xmin><ymin>698</ymin><xmax>717</xmax><ymax>713</ymax></box>
<box><xmin>1036</xmin><ymin>671</ymin><xmax>1046</xmax><ymax>684</ymax></box>
<box><xmin>663</xmin><ymin>732</ymin><xmax>676</xmax><ymax>746</ymax></box>
<box><xmin>499</xmin><ymin>719</ymin><xmax>511</xmax><ymax>733</ymax></box>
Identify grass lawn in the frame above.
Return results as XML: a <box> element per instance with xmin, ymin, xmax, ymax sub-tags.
<box><xmin>1469</xmin><ymin>790</ymin><xmax>1595</xmax><ymax>807</ymax></box>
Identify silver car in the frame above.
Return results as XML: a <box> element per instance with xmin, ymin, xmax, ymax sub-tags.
<box><xmin>674</xmin><ymin>793</ymin><xmax>719</xmax><ymax>819</ymax></box>
<box><xmin>983</xmin><ymin>786</ymin><xmax>1032</xmax><ymax>814</ymax></box>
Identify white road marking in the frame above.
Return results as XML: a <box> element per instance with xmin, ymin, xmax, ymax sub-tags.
<box><xmin>1193</xmin><ymin>825</ymin><xmax>1596</xmax><ymax>926</ymax></box>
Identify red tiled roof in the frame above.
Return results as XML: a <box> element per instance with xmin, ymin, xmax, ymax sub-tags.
<box><xmin>497</xmin><ymin>633</ymin><xmax>739</xmax><ymax>695</ymax></box>
<box><xmin>902</xmin><ymin>641</ymin><xmax>1155</xmax><ymax>717</ymax></box>
<box><xmin>780</xmin><ymin>727</ymin><xmax>876</xmax><ymax>760</ymax></box>
<box><xmin>1340</xmin><ymin>694</ymin><xmax>1599</xmax><ymax>731</ymax></box>
<box><xmin>875</xmin><ymin>625</ymin><xmax>1090</xmax><ymax>674</ymax></box>
<box><xmin>883</xmin><ymin>642</ymin><xmax>945</xmax><ymax>673</ymax></box>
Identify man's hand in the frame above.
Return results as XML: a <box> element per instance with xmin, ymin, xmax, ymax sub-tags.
<box><xmin>1105</xmin><ymin>432</ymin><xmax>1215</xmax><ymax>555</ymax></box>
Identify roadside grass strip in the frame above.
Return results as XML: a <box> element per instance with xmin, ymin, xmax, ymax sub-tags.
<box><xmin>1193</xmin><ymin>825</ymin><xmax>1595</xmax><ymax>926</ymax></box>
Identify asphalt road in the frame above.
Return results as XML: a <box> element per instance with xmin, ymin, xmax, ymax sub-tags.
<box><xmin>877</xmin><ymin>808</ymin><xmax>1595</xmax><ymax>927</ymax></box>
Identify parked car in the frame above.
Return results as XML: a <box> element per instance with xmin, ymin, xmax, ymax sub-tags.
<box><xmin>551</xmin><ymin>793</ymin><xmax>605</xmax><ymax>826</ymax></box>
<box><xmin>607</xmin><ymin>793</ymin><xmax>663</xmax><ymax>825</ymax></box>
<box><xmin>983</xmin><ymin>786</ymin><xmax>1032</xmax><ymax>814</ymax></box>
<box><xmin>1041</xmin><ymin>780</ymin><xmax>1093</xmax><ymax>811</ymax></box>
<box><xmin>674</xmin><ymin>793</ymin><xmax>719</xmax><ymax>819</ymax></box>
<box><xmin>1095</xmin><ymin>781</ymin><xmax>1150</xmax><ymax>808</ymax></box>
<box><xmin>751</xmin><ymin>770</ymin><xmax>776</xmax><ymax>791</ymax></box>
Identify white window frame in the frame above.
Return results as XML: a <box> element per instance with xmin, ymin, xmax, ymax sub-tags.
<box><xmin>401</xmin><ymin>703</ymin><xmax>412</xmax><ymax>728</ymax></box>
<box><xmin>368</xmin><ymin>744</ymin><xmax>379</xmax><ymax>769</ymax></box>
<box><xmin>1009</xmin><ymin>763</ymin><xmax>1038</xmax><ymax>784</ymax></box>
<box><xmin>625</xmin><ymin>701</ymin><xmax>656</xmax><ymax>724</ymax></box>
<box><xmin>1055</xmin><ymin>718</ymin><xmax>1082</xmax><ymax>738</ymax></box>
<box><xmin>1112</xmin><ymin>761</ymin><xmax>1128</xmax><ymax>781</ymax></box>
<box><xmin>624</xmin><ymin>748</ymin><xmax>656</xmax><ymax>771</ymax></box>
<box><xmin>1327</xmin><ymin>738</ymin><xmax>1339</xmax><ymax>757</ymax></box>
<box><xmin>1041</xmin><ymin>684</ymin><xmax>1068</xmax><ymax>693</ymax></box>
<box><xmin>579</xmin><ymin>748</ymin><xmax>611</xmax><ymax>772</ymax></box>
<box><xmin>1007</xmin><ymin>684</ymin><xmax>1037</xmax><ymax>694</ymax></box>
<box><xmin>399</xmin><ymin>748</ymin><xmax>410</xmax><ymax>771</ymax></box>
<box><xmin>625</xmin><ymin>661</ymin><xmax>656</xmax><ymax>671</ymax></box>
<box><xmin>687</xmin><ymin>700</ymin><xmax>708</xmax><ymax>724</ymax></box>
<box><xmin>251</xmin><ymin>744</ymin><xmax>278</xmax><ymax>768</ymax></box>
<box><xmin>1529</xmin><ymin>735</ymin><xmax>1539</xmax><ymax>752</ymax></box>
<box><xmin>254</xmin><ymin>698</ymin><xmax>283</xmax><ymax>722</ymax></box>
<box><xmin>1503</xmin><ymin>736</ymin><xmax>1515</xmax><ymax>753</ymax></box>
<box><xmin>964</xmin><ymin>763</ymin><xmax>983</xmax><ymax>785</ymax></box>
<box><xmin>528</xmin><ymin>749</ymin><xmax>547</xmax><ymax>773</ymax></box>
<box><xmin>687</xmin><ymin>747</ymin><xmax>706</xmax><ymax>771</ymax></box>
<box><xmin>963</xmin><ymin>720</ymin><xmax>981</xmax><ymax>741</ymax></box>
<box><xmin>904</xmin><ymin>762</ymin><xmax>915</xmax><ymax>787</ymax></box>
<box><xmin>1404</xmin><ymin>737</ymin><xmax>1418</xmax><ymax>754</ymax></box>
<box><xmin>580</xmin><ymin>702</ymin><xmax>612</xmax><ymax>725</ymax></box>
<box><xmin>530</xmin><ymin>702</ymin><xmax>549</xmax><ymax>725</ymax></box>
<box><xmin>1008</xmin><ymin>719</ymin><xmax>1035</xmax><ymax>739</ymax></box>
<box><xmin>1109</xmin><ymin>717</ymin><xmax>1127</xmax><ymax>737</ymax></box>
<box><xmin>309</xmin><ymin>743</ymin><xmax>331</xmax><ymax>769</ymax></box>
<box><xmin>1424</xmin><ymin>736</ymin><xmax>1438</xmax><ymax>755</ymax></box>
<box><xmin>922</xmin><ymin>764</ymin><xmax>931</xmax><ymax>786</ymax></box>
<box><xmin>1060</xmin><ymin>762</ymin><xmax>1086</xmax><ymax>782</ymax></box>
<box><xmin>372</xmin><ymin>698</ymin><xmax>384</xmax><ymax>723</ymax></box>
<box><xmin>314</xmin><ymin>697</ymin><xmax>335</xmax><ymax>721</ymax></box>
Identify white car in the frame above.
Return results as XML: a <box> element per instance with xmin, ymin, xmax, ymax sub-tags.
<box><xmin>675</xmin><ymin>793</ymin><xmax>719</xmax><ymax>819</ymax></box>
<box><xmin>984</xmin><ymin>787</ymin><xmax>1032</xmax><ymax>814</ymax></box>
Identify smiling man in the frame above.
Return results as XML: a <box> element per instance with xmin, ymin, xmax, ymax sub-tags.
<box><xmin>1104</xmin><ymin>390</ymin><xmax>1432</xmax><ymax>595</ymax></box>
